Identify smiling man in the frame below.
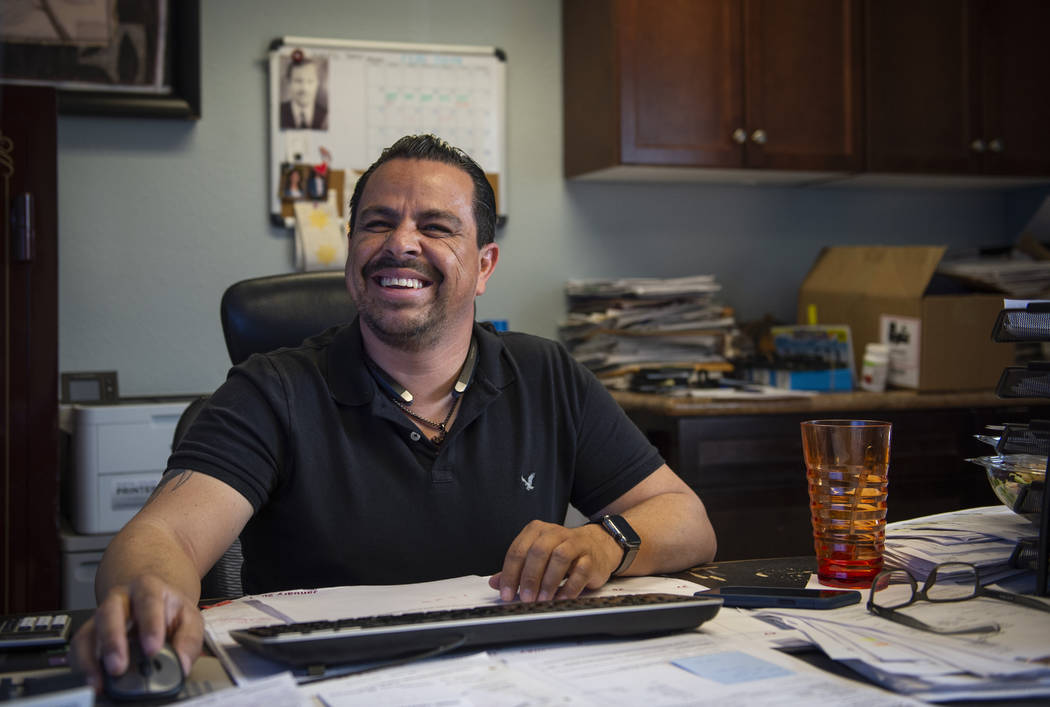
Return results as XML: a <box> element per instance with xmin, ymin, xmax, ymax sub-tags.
<box><xmin>72</xmin><ymin>135</ymin><xmax>716</xmax><ymax>690</ymax></box>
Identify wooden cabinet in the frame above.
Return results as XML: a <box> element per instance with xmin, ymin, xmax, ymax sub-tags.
<box><xmin>1</xmin><ymin>86</ymin><xmax>61</xmax><ymax>612</ymax></box>
<box><xmin>563</xmin><ymin>0</ymin><xmax>863</xmax><ymax>177</ymax></box>
<box><xmin>615</xmin><ymin>392</ymin><xmax>1047</xmax><ymax>561</ymax></box>
<box><xmin>865</xmin><ymin>0</ymin><xmax>1050</xmax><ymax>176</ymax></box>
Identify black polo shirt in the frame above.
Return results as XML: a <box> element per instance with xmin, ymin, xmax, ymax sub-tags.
<box><xmin>168</xmin><ymin>320</ymin><xmax>663</xmax><ymax>594</ymax></box>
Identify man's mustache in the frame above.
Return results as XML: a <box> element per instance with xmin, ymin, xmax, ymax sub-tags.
<box><xmin>362</xmin><ymin>256</ymin><xmax>443</xmax><ymax>284</ymax></box>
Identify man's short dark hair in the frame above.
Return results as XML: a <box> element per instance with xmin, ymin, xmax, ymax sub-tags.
<box><xmin>286</xmin><ymin>58</ymin><xmax>318</xmax><ymax>80</ymax></box>
<box><xmin>348</xmin><ymin>134</ymin><xmax>497</xmax><ymax>247</ymax></box>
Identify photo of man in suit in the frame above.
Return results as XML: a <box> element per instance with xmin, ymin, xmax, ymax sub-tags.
<box><xmin>279</xmin><ymin>56</ymin><xmax>329</xmax><ymax>131</ymax></box>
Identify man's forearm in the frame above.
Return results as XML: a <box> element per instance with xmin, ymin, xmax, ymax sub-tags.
<box><xmin>615</xmin><ymin>490</ymin><xmax>717</xmax><ymax>576</ymax></box>
<box><xmin>95</xmin><ymin>518</ymin><xmax>204</xmax><ymax>603</ymax></box>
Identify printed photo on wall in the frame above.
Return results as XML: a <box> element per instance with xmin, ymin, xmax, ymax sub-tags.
<box><xmin>280</xmin><ymin>163</ymin><xmax>307</xmax><ymax>200</ymax></box>
<box><xmin>307</xmin><ymin>168</ymin><xmax>328</xmax><ymax>200</ymax></box>
<box><xmin>278</xmin><ymin>50</ymin><xmax>329</xmax><ymax>131</ymax></box>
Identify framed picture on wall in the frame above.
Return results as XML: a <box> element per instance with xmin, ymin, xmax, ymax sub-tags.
<box><xmin>0</xmin><ymin>0</ymin><xmax>200</xmax><ymax>119</ymax></box>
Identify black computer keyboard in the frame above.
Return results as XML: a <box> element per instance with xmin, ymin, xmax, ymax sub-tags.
<box><xmin>231</xmin><ymin>593</ymin><xmax>722</xmax><ymax>668</ymax></box>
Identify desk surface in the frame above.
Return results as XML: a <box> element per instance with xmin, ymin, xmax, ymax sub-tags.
<box><xmin>4</xmin><ymin>556</ymin><xmax>1046</xmax><ymax>705</ymax></box>
<box><xmin>612</xmin><ymin>389</ymin><xmax>1049</xmax><ymax>417</ymax></box>
<box><xmin>674</xmin><ymin>556</ymin><xmax>816</xmax><ymax>589</ymax></box>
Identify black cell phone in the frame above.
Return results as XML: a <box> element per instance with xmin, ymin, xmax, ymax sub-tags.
<box><xmin>695</xmin><ymin>585</ymin><xmax>861</xmax><ymax>609</ymax></box>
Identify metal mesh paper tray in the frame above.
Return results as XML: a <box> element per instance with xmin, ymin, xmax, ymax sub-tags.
<box><xmin>996</xmin><ymin>420</ymin><xmax>1050</xmax><ymax>456</ymax></box>
<box><xmin>996</xmin><ymin>363</ymin><xmax>1050</xmax><ymax>398</ymax></box>
<box><xmin>992</xmin><ymin>304</ymin><xmax>1050</xmax><ymax>342</ymax></box>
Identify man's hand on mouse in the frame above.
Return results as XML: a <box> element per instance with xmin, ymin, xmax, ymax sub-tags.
<box><xmin>488</xmin><ymin>520</ymin><xmax>622</xmax><ymax>602</ymax></box>
<box><xmin>71</xmin><ymin>574</ymin><xmax>203</xmax><ymax>692</ymax></box>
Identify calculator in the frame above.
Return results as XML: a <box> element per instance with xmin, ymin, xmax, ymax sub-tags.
<box><xmin>0</xmin><ymin>613</ymin><xmax>72</xmax><ymax>650</ymax></box>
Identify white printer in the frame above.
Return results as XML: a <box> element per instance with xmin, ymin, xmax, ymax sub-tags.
<box><xmin>70</xmin><ymin>400</ymin><xmax>192</xmax><ymax>535</ymax></box>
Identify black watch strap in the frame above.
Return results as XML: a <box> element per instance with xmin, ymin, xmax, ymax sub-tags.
<box><xmin>591</xmin><ymin>514</ymin><xmax>641</xmax><ymax>576</ymax></box>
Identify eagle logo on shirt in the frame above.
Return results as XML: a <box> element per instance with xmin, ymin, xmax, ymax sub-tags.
<box><xmin>520</xmin><ymin>473</ymin><xmax>536</xmax><ymax>491</ymax></box>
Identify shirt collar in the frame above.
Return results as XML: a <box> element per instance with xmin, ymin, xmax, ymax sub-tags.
<box><xmin>326</xmin><ymin>320</ymin><xmax>514</xmax><ymax>407</ymax></box>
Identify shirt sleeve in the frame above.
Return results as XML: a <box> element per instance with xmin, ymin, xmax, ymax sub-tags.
<box><xmin>568</xmin><ymin>363</ymin><xmax>666</xmax><ymax>517</ymax></box>
<box><xmin>166</xmin><ymin>355</ymin><xmax>289</xmax><ymax>511</ymax></box>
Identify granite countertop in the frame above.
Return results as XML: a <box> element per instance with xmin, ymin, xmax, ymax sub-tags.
<box><xmin>610</xmin><ymin>389</ymin><xmax>1048</xmax><ymax>417</ymax></box>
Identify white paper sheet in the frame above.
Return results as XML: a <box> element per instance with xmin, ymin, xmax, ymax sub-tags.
<box><xmin>293</xmin><ymin>195</ymin><xmax>346</xmax><ymax>272</ymax></box>
<box><xmin>308</xmin><ymin>633</ymin><xmax>922</xmax><ymax>707</ymax></box>
<box><xmin>177</xmin><ymin>671</ymin><xmax>304</xmax><ymax>707</ymax></box>
<box><xmin>752</xmin><ymin>596</ymin><xmax>1050</xmax><ymax>701</ymax></box>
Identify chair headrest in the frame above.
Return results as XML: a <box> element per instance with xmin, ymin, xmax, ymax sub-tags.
<box><xmin>220</xmin><ymin>271</ymin><xmax>356</xmax><ymax>365</ymax></box>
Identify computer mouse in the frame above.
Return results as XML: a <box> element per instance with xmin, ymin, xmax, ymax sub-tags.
<box><xmin>101</xmin><ymin>634</ymin><xmax>185</xmax><ymax>702</ymax></box>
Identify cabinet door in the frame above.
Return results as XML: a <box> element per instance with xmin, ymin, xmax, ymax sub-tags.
<box><xmin>618</xmin><ymin>0</ymin><xmax>744</xmax><ymax>168</ymax></box>
<box><xmin>865</xmin><ymin>0</ymin><xmax>981</xmax><ymax>174</ymax></box>
<box><xmin>1</xmin><ymin>86</ymin><xmax>60</xmax><ymax>612</ymax></box>
<box><xmin>744</xmin><ymin>0</ymin><xmax>863</xmax><ymax>171</ymax></box>
<box><xmin>979</xmin><ymin>0</ymin><xmax>1050</xmax><ymax>176</ymax></box>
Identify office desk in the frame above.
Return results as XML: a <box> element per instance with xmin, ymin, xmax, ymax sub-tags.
<box><xmin>613</xmin><ymin>389</ymin><xmax>1050</xmax><ymax>560</ymax></box>
<box><xmin>4</xmin><ymin>554</ymin><xmax>1046</xmax><ymax>705</ymax></box>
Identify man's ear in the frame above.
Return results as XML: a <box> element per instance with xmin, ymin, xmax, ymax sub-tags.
<box><xmin>475</xmin><ymin>243</ymin><xmax>499</xmax><ymax>296</ymax></box>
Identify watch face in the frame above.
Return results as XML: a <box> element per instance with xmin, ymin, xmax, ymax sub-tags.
<box><xmin>603</xmin><ymin>515</ymin><xmax>641</xmax><ymax>547</ymax></box>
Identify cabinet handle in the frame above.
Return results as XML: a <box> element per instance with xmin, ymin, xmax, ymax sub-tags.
<box><xmin>971</xmin><ymin>139</ymin><xmax>986</xmax><ymax>153</ymax></box>
<box><xmin>988</xmin><ymin>137</ymin><xmax>1004</xmax><ymax>153</ymax></box>
<box><xmin>11</xmin><ymin>192</ymin><xmax>34</xmax><ymax>263</ymax></box>
<box><xmin>731</xmin><ymin>128</ymin><xmax>747</xmax><ymax>144</ymax></box>
<box><xmin>750</xmin><ymin>129</ymin><xmax>767</xmax><ymax>145</ymax></box>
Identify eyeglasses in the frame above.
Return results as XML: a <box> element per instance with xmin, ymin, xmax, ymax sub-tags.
<box><xmin>867</xmin><ymin>562</ymin><xmax>1050</xmax><ymax>635</ymax></box>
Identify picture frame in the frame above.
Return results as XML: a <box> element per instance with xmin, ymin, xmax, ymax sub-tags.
<box><xmin>0</xmin><ymin>0</ymin><xmax>200</xmax><ymax>120</ymax></box>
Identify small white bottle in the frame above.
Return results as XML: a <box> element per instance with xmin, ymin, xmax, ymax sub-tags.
<box><xmin>859</xmin><ymin>343</ymin><xmax>890</xmax><ymax>392</ymax></box>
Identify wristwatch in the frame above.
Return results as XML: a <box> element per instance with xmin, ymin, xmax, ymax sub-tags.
<box><xmin>591</xmin><ymin>514</ymin><xmax>641</xmax><ymax>576</ymax></box>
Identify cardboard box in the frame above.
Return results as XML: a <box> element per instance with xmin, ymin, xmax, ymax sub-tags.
<box><xmin>797</xmin><ymin>246</ymin><xmax>1014</xmax><ymax>392</ymax></box>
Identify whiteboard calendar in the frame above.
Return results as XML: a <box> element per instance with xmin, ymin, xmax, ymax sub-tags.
<box><xmin>268</xmin><ymin>36</ymin><xmax>507</xmax><ymax>228</ymax></box>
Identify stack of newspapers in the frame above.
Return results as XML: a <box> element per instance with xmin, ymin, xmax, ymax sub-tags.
<box><xmin>558</xmin><ymin>275</ymin><xmax>736</xmax><ymax>389</ymax></box>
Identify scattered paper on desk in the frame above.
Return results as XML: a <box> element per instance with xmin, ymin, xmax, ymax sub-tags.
<box><xmin>756</xmin><ymin>577</ymin><xmax>1050</xmax><ymax>701</ymax></box>
<box><xmin>699</xmin><ymin>606</ymin><xmax>812</xmax><ymax>651</ymax></box>
<box><xmin>684</xmin><ymin>384</ymin><xmax>817</xmax><ymax>401</ymax></box>
<box><xmin>309</xmin><ymin>633</ymin><xmax>922</xmax><ymax>706</ymax></box>
<box><xmin>497</xmin><ymin>632</ymin><xmax>922</xmax><ymax>706</ymax></box>
<box><xmin>177</xmin><ymin>671</ymin><xmax>300</xmax><ymax>707</ymax></box>
<box><xmin>307</xmin><ymin>652</ymin><xmax>594</xmax><ymax>707</ymax></box>
<box><xmin>672</xmin><ymin>650</ymin><xmax>793</xmax><ymax>683</ymax></box>
<box><xmin>762</xmin><ymin>505</ymin><xmax>1050</xmax><ymax>701</ymax></box>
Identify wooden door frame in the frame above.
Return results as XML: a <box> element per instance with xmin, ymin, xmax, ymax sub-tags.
<box><xmin>1</xmin><ymin>85</ymin><xmax>61</xmax><ymax>613</ymax></box>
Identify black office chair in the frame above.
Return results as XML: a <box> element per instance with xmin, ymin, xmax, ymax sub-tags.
<box><xmin>220</xmin><ymin>270</ymin><xmax>357</xmax><ymax>366</ymax></box>
<box><xmin>173</xmin><ymin>270</ymin><xmax>356</xmax><ymax>599</ymax></box>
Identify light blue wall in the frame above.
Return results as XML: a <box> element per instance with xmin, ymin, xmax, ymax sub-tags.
<box><xmin>57</xmin><ymin>0</ymin><xmax>1049</xmax><ymax>396</ymax></box>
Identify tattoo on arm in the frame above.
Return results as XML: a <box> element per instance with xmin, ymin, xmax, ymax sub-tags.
<box><xmin>145</xmin><ymin>469</ymin><xmax>195</xmax><ymax>506</ymax></box>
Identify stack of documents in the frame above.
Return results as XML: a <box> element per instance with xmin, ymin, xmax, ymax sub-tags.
<box><xmin>752</xmin><ymin>594</ymin><xmax>1050</xmax><ymax>702</ymax></box>
<box><xmin>882</xmin><ymin>505</ymin><xmax>1036</xmax><ymax>584</ymax></box>
<box><xmin>937</xmin><ymin>256</ymin><xmax>1050</xmax><ymax>298</ymax></box>
<box><xmin>559</xmin><ymin>275</ymin><xmax>736</xmax><ymax>386</ymax></box>
<box><xmin>935</xmin><ymin>195</ymin><xmax>1050</xmax><ymax>298</ymax></box>
<box><xmin>736</xmin><ymin>505</ymin><xmax>1050</xmax><ymax>702</ymax></box>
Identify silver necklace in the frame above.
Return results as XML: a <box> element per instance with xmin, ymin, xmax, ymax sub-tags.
<box><xmin>366</xmin><ymin>337</ymin><xmax>478</xmax><ymax>446</ymax></box>
<box><xmin>389</xmin><ymin>394</ymin><xmax>462</xmax><ymax>445</ymax></box>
